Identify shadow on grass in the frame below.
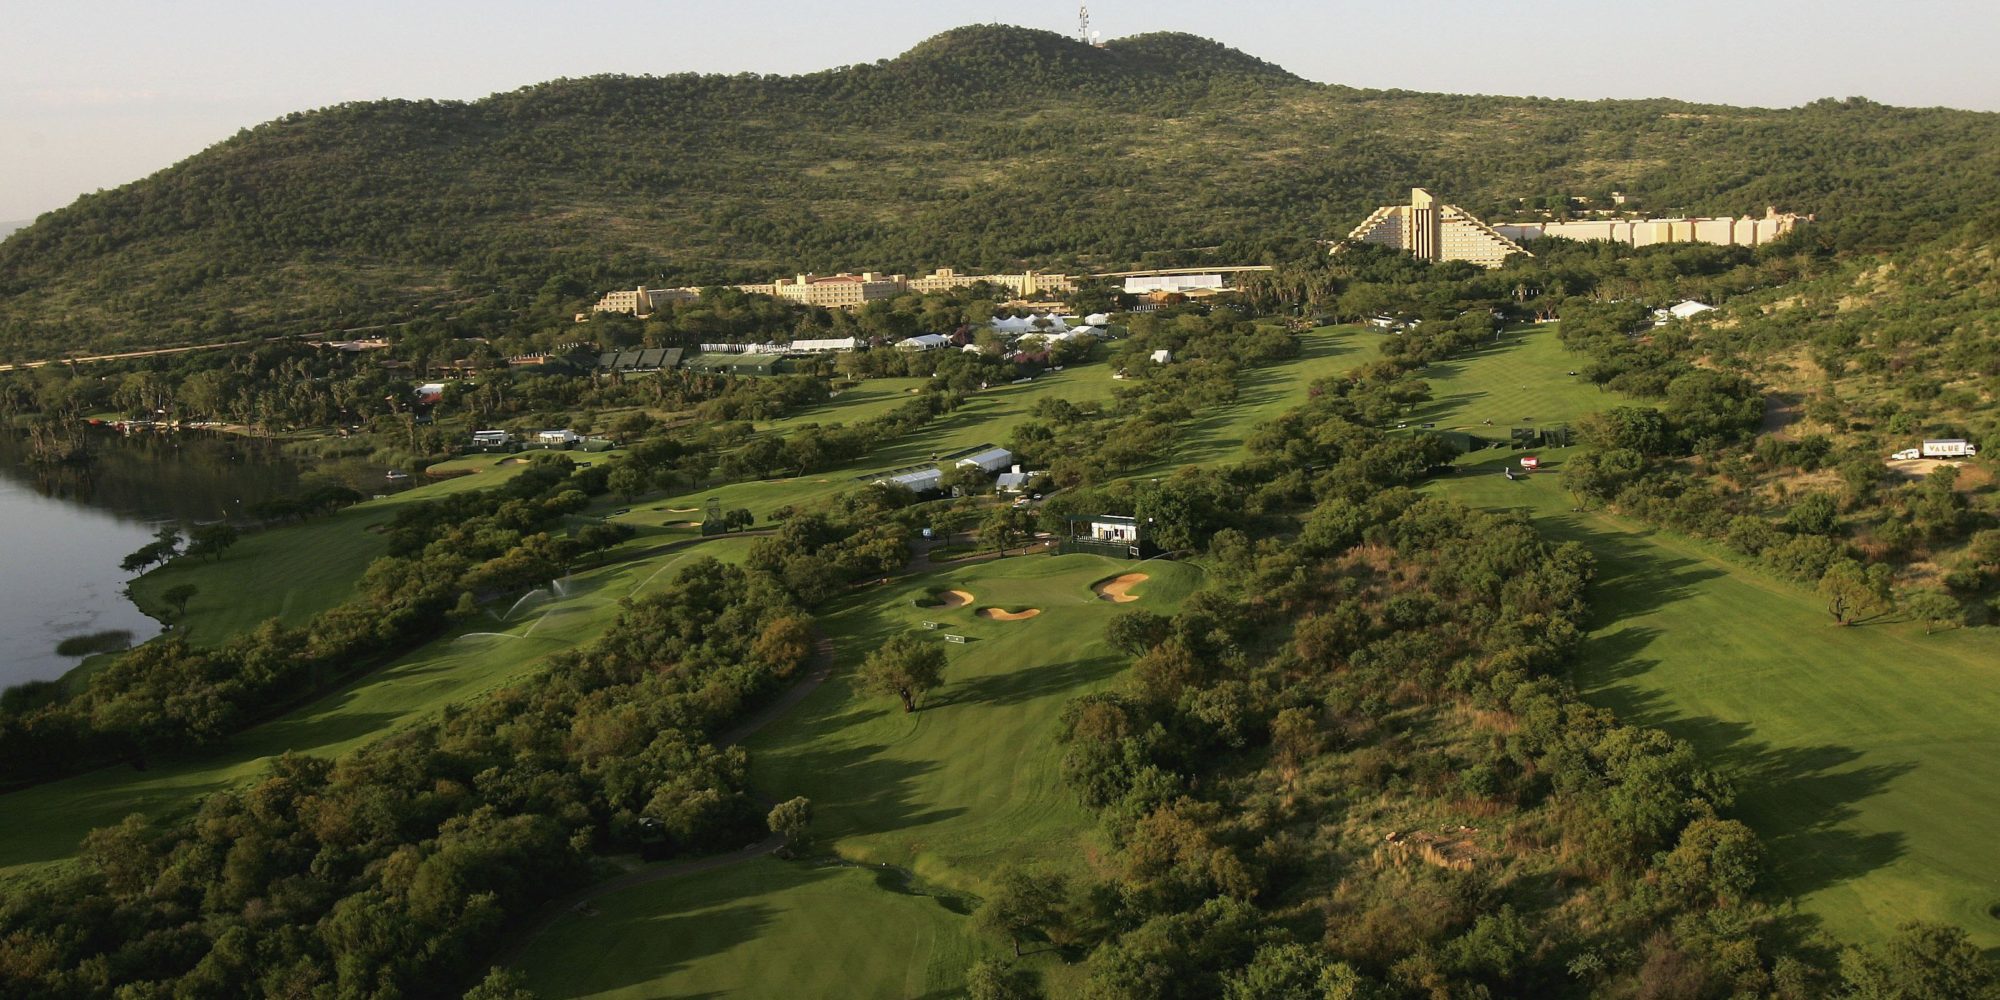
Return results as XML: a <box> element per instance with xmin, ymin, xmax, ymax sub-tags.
<box><xmin>931</xmin><ymin>654</ymin><xmax>1122</xmax><ymax>710</ymax></box>
<box><xmin>1581</xmin><ymin>623</ymin><xmax>1912</xmax><ymax>905</ymax></box>
<box><xmin>796</xmin><ymin>741</ymin><xmax>968</xmax><ymax>836</ymax></box>
<box><xmin>531</xmin><ymin>866</ymin><xmax>845</xmax><ymax>998</ymax></box>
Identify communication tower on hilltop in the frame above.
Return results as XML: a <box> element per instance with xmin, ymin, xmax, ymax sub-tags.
<box><xmin>1077</xmin><ymin>5</ymin><xmax>1102</xmax><ymax>46</ymax></box>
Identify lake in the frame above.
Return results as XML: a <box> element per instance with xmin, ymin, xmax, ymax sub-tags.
<box><xmin>0</xmin><ymin>430</ymin><xmax>308</xmax><ymax>689</ymax></box>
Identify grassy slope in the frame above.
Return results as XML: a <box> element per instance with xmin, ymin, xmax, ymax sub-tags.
<box><xmin>0</xmin><ymin>533</ymin><xmax>758</xmax><ymax>878</ymax></box>
<box><xmin>623</xmin><ymin>362</ymin><xmax>1129</xmax><ymax>528</ymax></box>
<box><xmin>125</xmin><ymin>459</ymin><xmax>526</xmax><ymax>643</ymax></box>
<box><xmin>748</xmin><ymin>554</ymin><xmax>1202</xmax><ymax>885</ymax></box>
<box><xmin>1147</xmin><ymin>324</ymin><xmax>1381</xmax><ymax>472</ymax></box>
<box><xmin>516</xmin><ymin>859</ymin><xmax>994</xmax><ymax>1000</ymax></box>
<box><xmin>1422</xmin><ymin>327</ymin><xmax>2000</xmax><ymax>947</ymax></box>
<box><xmin>521</xmin><ymin>554</ymin><xmax>1201</xmax><ymax>996</ymax></box>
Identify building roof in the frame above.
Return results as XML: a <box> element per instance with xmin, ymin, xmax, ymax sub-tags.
<box><xmin>1065</xmin><ymin>514</ymin><xmax>1138</xmax><ymax>525</ymax></box>
<box><xmin>956</xmin><ymin>447</ymin><xmax>1013</xmax><ymax>470</ymax></box>
<box><xmin>877</xmin><ymin>468</ymin><xmax>943</xmax><ymax>489</ymax></box>
<box><xmin>1668</xmin><ymin>300</ymin><xmax>1716</xmax><ymax>319</ymax></box>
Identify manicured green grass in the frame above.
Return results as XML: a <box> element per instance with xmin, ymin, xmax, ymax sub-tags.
<box><xmin>757</xmin><ymin>377</ymin><xmax>933</xmax><ymax>435</ymax></box>
<box><xmin>1401</xmin><ymin>322</ymin><xmax>1607</xmax><ymax>434</ymax></box>
<box><xmin>0</xmin><ymin>534</ymin><xmax>758</xmax><ymax>879</ymax></box>
<box><xmin>1146</xmin><ymin>324</ymin><xmax>1383</xmax><ymax>473</ymax></box>
<box><xmin>516</xmin><ymin>553</ymin><xmax>1200</xmax><ymax>997</ymax></box>
<box><xmin>515</xmin><ymin>858</ymin><xmax>994</xmax><ymax>1000</ymax></box>
<box><xmin>1422</xmin><ymin>337</ymin><xmax>2000</xmax><ymax>947</ymax></box>
<box><xmin>631</xmin><ymin>364</ymin><xmax>1128</xmax><ymax>526</ymax></box>
<box><xmin>747</xmin><ymin>553</ymin><xmax>1203</xmax><ymax>889</ymax></box>
<box><xmin>125</xmin><ymin>459</ymin><xmax>528</xmax><ymax>645</ymax></box>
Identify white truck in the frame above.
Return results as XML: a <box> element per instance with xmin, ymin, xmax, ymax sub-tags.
<box><xmin>1921</xmin><ymin>439</ymin><xmax>1978</xmax><ymax>458</ymax></box>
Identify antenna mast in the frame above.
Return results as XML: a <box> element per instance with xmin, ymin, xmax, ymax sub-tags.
<box><xmin>1078</xmin><ymin>4</ymin><xmax>1091</xmax><ymax>44</ymax></box>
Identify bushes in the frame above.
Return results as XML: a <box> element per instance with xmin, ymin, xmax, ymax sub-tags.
<box><xmin>0</xmin><ymin>558</ymin><xmax>812</xmax><ymax>997</ymax></box>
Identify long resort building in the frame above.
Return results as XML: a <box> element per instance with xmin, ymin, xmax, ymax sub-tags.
<box><xmin>593</xmin><ymin>267</ymin><xmax>1078</xmax><ymax>316</ymax></box>
<box><xmin>1345</xmin><ymin>188</ymin><xmax>1809</xmax><ymax>268</ymax></box>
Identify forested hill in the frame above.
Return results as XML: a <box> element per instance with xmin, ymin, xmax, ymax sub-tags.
<box><xmin>5</xmin><ymin>23</ymin><xmax>2000</xmax><ymax>356</ymax></box>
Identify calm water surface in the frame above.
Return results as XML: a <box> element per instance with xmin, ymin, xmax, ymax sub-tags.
<box><xmin>0</xmin><ymin>430</ymin><xmax>306</xmax><ymax>688</ymax></box>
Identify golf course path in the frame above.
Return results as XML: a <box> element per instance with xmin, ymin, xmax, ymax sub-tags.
<box><xmin>496</xmin><ymin>633</ymin><xmax>836</xmax><ymax>965</ymax></box>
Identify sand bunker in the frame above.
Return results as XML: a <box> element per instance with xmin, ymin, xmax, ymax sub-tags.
<box><xmin>1094</xmin><ymin>573</ymin><xmax>1149</xmax><ymax>603</ymax></box>
<box><xmin>933</xmin><ymin>589</ymin><xmax>974</xmax><ymax>610</ymax></box>
<box><xmin>667</xmin><ymin>507</ymin><xmax>700</xmax><ymax>513</ymax></box>
<box><xmin>977</xmin><ymin>607</ymin><xmax>1041</xmax><ymax>621</ymax></box>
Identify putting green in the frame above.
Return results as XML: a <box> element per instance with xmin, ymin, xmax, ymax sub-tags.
<box><xmin>745</xmin><ymin>554</ymin><xmax>1203</xmax><ymax>887</ymax></box>
<box><xmin>515</xmin><ymin>858</ymin><xmax>993</xmax><ymax>999</ymax></box>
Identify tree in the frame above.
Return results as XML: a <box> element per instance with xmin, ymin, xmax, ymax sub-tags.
<box><xmin>766</xmin><ymin>796</ymin><xmax>813</xmax><ymax>855</ymax></box>
<box><xmin>1104</xmin><ymin>610</ymin><xmax>1172</xmax><ymax>656</ymax></box>
<box><xmin>1785</xmin><ymin>492</ymin><xmax>1841</xmax><ymax>536</ymax></box>
<box><xmin>725</xmin><ymin>508</ymin><xmax>755</xmax><ymax>532</ymax></box>
<box><xmin>857</xmin><ymin>633</ymin><xmax>946</xmax><ymax>713</ymax></box>
<box><xmin>1655</xmin><ymin>816</ymin><xmax>1761</xmax><ymax>907</ymax></box>
<box><xmin>975</xmin><ymin>866</ymin><xmax>1067</xmax><ymax>957</ymax></box>
<box><xmin>979</xmin><ymin>506</ymin><xmax>1028</xmax><ymax>556</ymax></box>
<box><xmin>1819</xmin><ymin>559</ymin><xmax>1890</xmax><ymax>625</ymax></box>
<box><xmin>1839</xmin><ymin>921</ymin><xmax>1998</xmax><ymax>1000</ymax></box>
<box><xmin>966</xmin><ymin>959</ymin><xmax>1044</xmax><ymax>1000</ymax></box>
<box><xmin>185</xmin><ymin>523</ymin><xmax>240</xmax><ymax>562</ymax></box>
<box><xmin>161</xmin><ymin>584</ymin><xmax>198</xmax><ymax>621</ymax></box>
<box><xmin>1901</xmin><ymin>589</ymin><xmax>1964</xmax><ymax>634</ymax></box>
<box><xmin>462</xmin><ymin>968</ymin><xmax>539</xmax><ymax>1000</ymax></box>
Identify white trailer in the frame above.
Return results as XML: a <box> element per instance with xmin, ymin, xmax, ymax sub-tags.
<box><xmin>1921</xmin><ymin>439</ymin><xmax>1978</xmax><ymax>458</ymax></box>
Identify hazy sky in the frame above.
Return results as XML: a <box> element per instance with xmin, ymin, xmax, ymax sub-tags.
<box><xmin>4</xmin><ymin>0</ymin><xmax>1997</xmax><ymax>221</ymax></box>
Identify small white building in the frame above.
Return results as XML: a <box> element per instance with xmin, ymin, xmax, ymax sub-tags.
<box><xmin>995</xmin><ymin>466</ymin><xmax>1043</xmax><ymax>494</ymax></box>
<box><xmin>876</xmin><ymin>467</ymin><xmax>944</xmax><ymax>493</ymax></box>
<box><xmin>536</xmin><ymin>429</ymin><xmax>581</xmax><ymax>445</ymax></box>
<box><xmin>1654</xmin><ymin>300</ymin><xmax>1716</xmax><ymax>324</ymax></box>
<box><xmin>1150</xmin><ymin>349</ymin><xmax>1172</xmax><ymax>364</ymax></box>
<box><xmin>956</xmin><ymin>448</ymin><xmax>1014</xmax><ymax>475</ymax></box>
<box><xmin>897</xmin><ymin>334</ymin><xmax>953</xmax><ymax>351</ymax></box>
<box><xmin>471</xmin><ymin>429</ymin><xmax>511</xmax><ymax>447</ymax></box>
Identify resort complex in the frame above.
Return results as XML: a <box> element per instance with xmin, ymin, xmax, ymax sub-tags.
<box><xmin>593</xmin><ymin>267</ymin><xmax>1079</xmax><ymax>315</ymax></box>
<box><xmin>1346</xmin><ymin>187</ymin><xmax>1811</xmax><ymax>267</ymax></box>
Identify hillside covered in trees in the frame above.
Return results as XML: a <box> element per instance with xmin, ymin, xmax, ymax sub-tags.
<box><xmin>5</xmin><ymin>24</ymin><xmax>2000</xmax><ymax>357</ymax></box>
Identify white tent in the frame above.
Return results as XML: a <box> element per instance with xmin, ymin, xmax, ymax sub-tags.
<box><xmin>955</xmin><ymin>447</ymin><xmax>1014</xmax><ymax>474</ymax></box>
<box><xmin>790</xmin><ymin>337</ymin><xmax>857</xmax><ymax>353</ymax></box>
<box><xmin>990</xmin><ymin>313</ymin><xmax>1070</xmax><ymax>335</ymax></box>
<box><xmin>1668</xmin><ymin>300</ymin><xmax>1716</xmax><ymax>319</ymax></box>
<box><xmin>876</xmin><ymin>468</ymin><xmax>943</xmax><ymax>492</ymax></box>
<box><xmin>896</xmin><ymin>333</ymin><xmax>952</xmax><ymax>350</ymax></box>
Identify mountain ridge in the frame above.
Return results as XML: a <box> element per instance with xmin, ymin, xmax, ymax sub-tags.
<box><xmin>3</xmin><ymin>25</ymin><xmax>1999</xmax><ymax>355</ymax></box>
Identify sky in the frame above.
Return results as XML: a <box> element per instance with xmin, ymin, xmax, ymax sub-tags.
<box><xmin>4</xmin><ymin>0</ymin><xmax>1998</xmax><ymax>221</ymax></box>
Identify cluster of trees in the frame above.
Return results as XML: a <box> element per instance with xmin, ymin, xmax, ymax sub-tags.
<box><xmin>1001</xmin><ymin>308</ymin><xmax>1297</xmax><ymax>485</ymax></box>
<box><xmin>748</xmin><ymin>488</ymin><xmax>915</xmax><ymax>605</ymax></box>
<box><xmin>0</xmin><ymin>455</ymin><xmax>620</xmax><ymax>787</ymax></box>
<box><xmin>0</xmin><ymin>558</ymin><xmax>815</xmax><ymax>997</ymax></box>
<box><xmin>1545</xmin><ymin>225</ymin><xmax>1999</xmax><ymax>629</ymax></box>
<box><xmin>974</xmin><ymin>488</ymin><xmax>1993</xmax><ymax>996</ymax></box>
<box><xmin>719</xmin><ymin>389</ymin><xmax>963</xmax><ymax>481</ymax></box>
